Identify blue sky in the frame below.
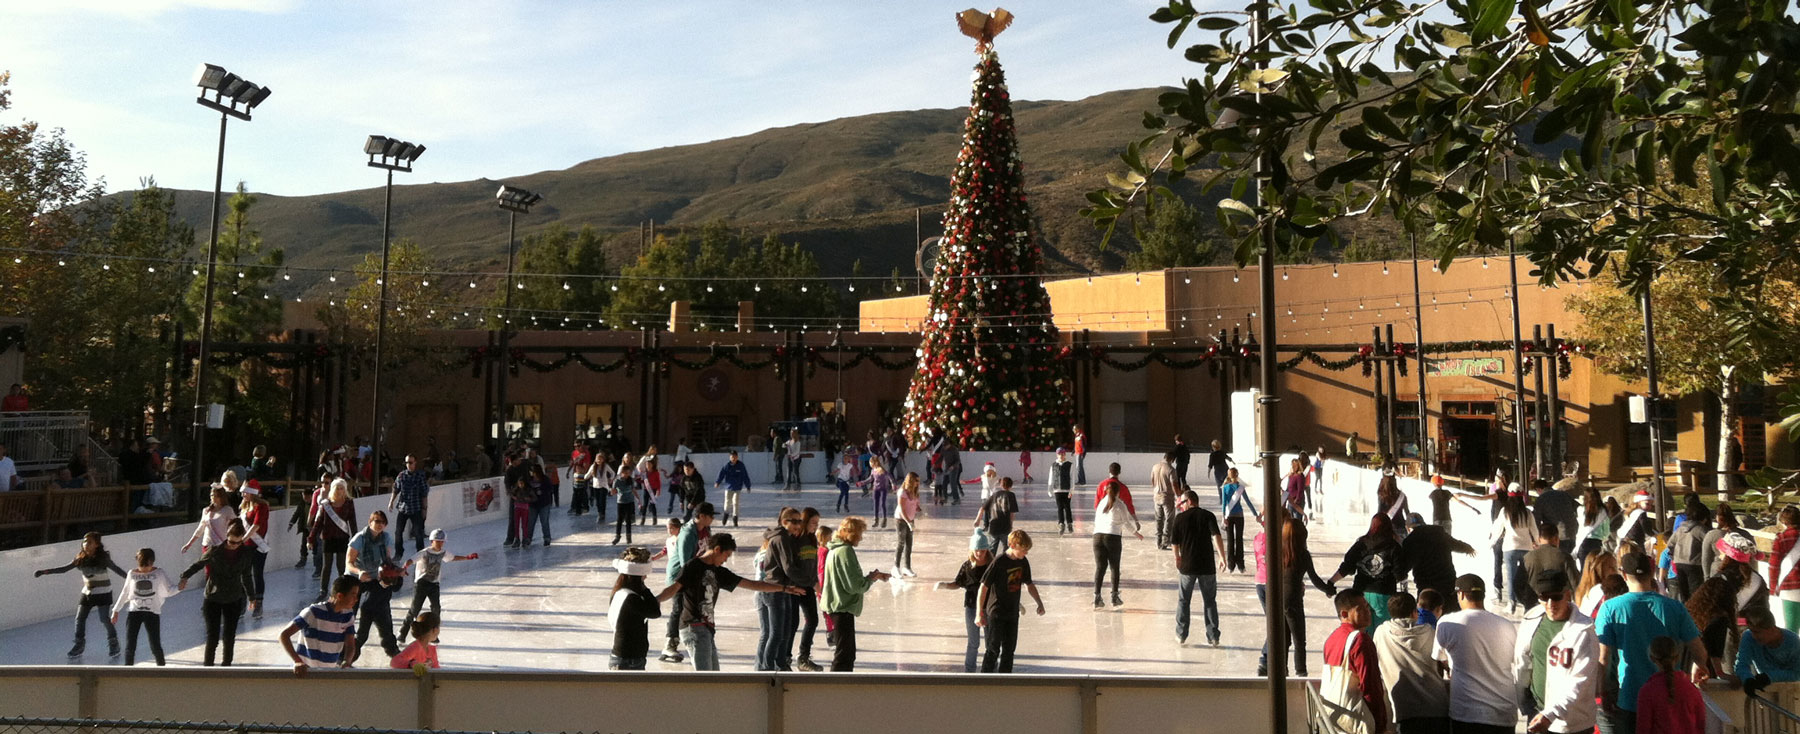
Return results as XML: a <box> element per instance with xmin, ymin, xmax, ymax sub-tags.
<box><xmin>2</xmin><ymin>1</ymin><xmax>1192</xmax><ymax>197</ymax></box>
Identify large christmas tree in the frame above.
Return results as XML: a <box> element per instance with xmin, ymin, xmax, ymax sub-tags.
<box><xmin>903</xmin><ymin>9</ymin><xmax>1074</xmax><ymax>451</ymax></box>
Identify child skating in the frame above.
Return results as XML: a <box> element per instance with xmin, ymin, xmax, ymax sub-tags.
<box><xmin>976</xmin><ymin>529</ymin><xmax>1045</xmax><ymax>673</ymax></box>
<box><xmin>608</xmin><ymin>547</ymin><xmax>662</xmax><ymax>670</ymax></box>
<box><xmin>399</xmin><ymin>529</ymin><xmax>477</xmax><ymax>641</ymax></box>
<box><xmin>391</xmin><ymin>611</ymin><xmax>441</xmax><ymax>671</ymax></box>
<box><xmin>937</xmin><ymin>531</ymin><xmax>995</xmax><ymax>672</ymax></box>
<box><xmin>35</xmin><ymin>531</ymin><xmax>126</xmax><ymax>658</ymax></box>
<box><xmin>109</xmin><ymin>547</ymin><xmax>177</xmax><ymax>666</ymax></box>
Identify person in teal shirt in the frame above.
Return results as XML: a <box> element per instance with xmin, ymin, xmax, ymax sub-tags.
<box><xmin>1735</xmin><ymin>606</ymin><xmax>1800</xmax><ymax>692</ymax></box>
<box><xmin>1594</xmin><ymin>553</ymin><xmax>1710</xmax><ymax>734</ymax></box>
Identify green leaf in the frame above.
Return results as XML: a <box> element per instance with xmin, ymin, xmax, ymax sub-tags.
<box><xmin>1318</xmin><ymin>157</ymin><xmax>1381</xmax><ymax>187</ymax></box>
<box><xmin>1195</xmin><ymin>16</ymin><xmax>1240</xmax><ymax>31</ymax></box>
<box><xmin>1472</xmin><ymin>0</ymin><xmax>1516</xmax><ymax>43</ymax></box>
<box><xmin>1440</xmin><ymin>28</ymin><xmax>1472</xmax><ymax>49</ymax></box>
<box><xmin>1241</xmin><ymin>68</ymin><xmax>1290</xmax><ymax>93</ymax></box>
<box><xmin>1361</xmin><ymin>106</ymin><xmax>1406</xmax><ymax>140</ymax></box>
<box><xmin>1184</xmin><ymin>44</ymin><xmax>1232</xmax><ymax>64</ymax></box>
<box><xmin>1339</xmin><ymin>127</ymin><xmax>1390</xmax><ymax>152</ymax></box>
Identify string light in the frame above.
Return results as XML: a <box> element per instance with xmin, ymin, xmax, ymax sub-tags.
<box><xmin>1382</xmin><ymin>262</ymin><xmax>1389</xmax><ymax>275</ymax></box>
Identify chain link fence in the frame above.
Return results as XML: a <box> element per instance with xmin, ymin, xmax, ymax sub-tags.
<box><xmin>0</xmin><ymin>718</ymin><xmax>557</xmax><ymax>734</ymax></box>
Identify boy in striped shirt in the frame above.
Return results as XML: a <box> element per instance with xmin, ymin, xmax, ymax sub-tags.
<box><xmin>281</xmin><ymin>574</ymin><xmax>361</xmax><ymax>675</ymax></box>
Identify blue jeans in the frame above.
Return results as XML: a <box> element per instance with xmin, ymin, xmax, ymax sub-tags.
<box><xmin>962</xmin><ymin>606</ymin><xmax>984</xmax><ymax>672</ymax></box>
<box><xmin>679</xmin><ymin>624</ymin><xmax>720</xmax><ymax>671</ymax></box>
<box><xmin>1176</xmin><ymin>573</ymin><xmax>1220</xmax><ymax>643</ymax></box>
<box><xmin>526</xmin><ymin>506</ymin><xmax>551</xmax><ymax>543</ymax></box>
<box><xmin>1506</xmin><ymin>549</ymin><xmax>1529</xmax><ymax>609</ymax></box>
<box><xmin>1077</xmin><ymin>454</ymin><xmax>1087</xmax><ymax>485</ymax></box>
<box><xmin>394</xmin><ymin>510</ymin><xmax>426</xmax><ymax>552</ymax></box>
<box><xmin>756</xmin><ymin>591</ymin><xmax>795</xmax><ymax>671</ymax></box>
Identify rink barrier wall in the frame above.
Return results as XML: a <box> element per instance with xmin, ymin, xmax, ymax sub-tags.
<box><xmin>0</xmin><ymin>474</ymin><xmax>519</xmax><ymax>631</ymax></box>
<box><xmin>0</xmin><ymin>667</ymin><xmax>1314</xmax><ymax>734</ymax></box>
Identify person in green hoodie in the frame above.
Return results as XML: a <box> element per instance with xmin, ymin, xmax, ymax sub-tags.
<box><xmin>820</xmin><ymin>516</ymin><xmax>890</xmax><ymax>671</ymax></box>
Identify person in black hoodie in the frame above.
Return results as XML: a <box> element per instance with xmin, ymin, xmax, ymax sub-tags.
<box><xmin>178</xmin><ymin>519</ymin><xmax>257</xmax><ymax>666</ymax></box>
<box><xmin>1398</xmin><ymin>512</ymin><xmax>1475</xmax><ymax>611</ymax></box>
<box><xmin>608</xmin><ymin>547</ymin><xmax>662</xmax><ymax>670</ymax></box>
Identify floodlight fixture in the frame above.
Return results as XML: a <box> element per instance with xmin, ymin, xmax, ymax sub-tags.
<box><xmin>193</xmin><ymin>63</ymin><xmax>271</xmax><ymax>121</ymax></box>
<box><xmin>495</xmin><ymin>184</ymin><xmax>543</xmax><ymax>213</ymax></box>
<box><xmin>366</xmin><ymin>134</ymin><xmax>425</xmax><ymax>172</ymax></box>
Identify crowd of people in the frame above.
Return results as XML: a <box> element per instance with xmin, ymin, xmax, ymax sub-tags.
<box><xmin>25</xmin><ymin>424</ymin><xmax>1800</xmax><ymax>734</ymax></box>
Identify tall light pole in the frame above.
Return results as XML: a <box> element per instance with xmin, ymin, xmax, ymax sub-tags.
<box><xmin>1411</xmin><ymin>236</ymin><xmax>1430</xmax><ymax>478</ymax></box>
<box><xmin>363</xmin><ymin>135</ymin><xmax>425</xmax><ymax>492</ymax></box>
<box><xmin>187</xmin><ymin>63</ymin><xmax>271</xmax><ymax>518</ymax></box>
<box><xmin>493</xmin><ymin>184</ymin><xmax>543</xmax><ymax>443</ymax></box>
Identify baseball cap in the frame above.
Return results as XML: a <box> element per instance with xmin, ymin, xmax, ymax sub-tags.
<box><xmin>1454</xmin><ymin>574</ymin><xmax>1486</xmax><ymax>594</ymax></box>
<box><xmin>1530</xmin><ymin>568</ymin><xmax>1571</xmax><ymax>595</ymax></box>
<box><xmin>429</xmin><ymin>528</ymin><xmax>446</xmax><ymax>541</ymax></box>
<box><xmin>695</xmin><ymin>502</ymin><xmax>717</xmax><ymax>516</ymax></box>
<box><xmin>1406</xmin><ymin>512</ymin><xmax>1425</xmax><ymax>528</ymax></box>
<box><xmin>1620</xmin><ymin>552</ymin><xmax>1655</xmax><ymax>576</ymax></box>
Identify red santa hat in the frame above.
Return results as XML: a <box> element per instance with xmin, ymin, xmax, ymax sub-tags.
<box><xmin>1632</xmin><ymin>490</ymin><xmax>1653</xmax><ymax>505</ymax></box>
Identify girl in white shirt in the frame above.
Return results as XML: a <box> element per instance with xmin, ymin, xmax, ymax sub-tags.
<box><xmin>1092</xmin><ymin>463</ymin><xmax>1143</xmax><ymax>609</ymax></box>
<box><xmin>110</xmin><ymin>547</ymin><xmax>177</xmax><ymax>666</ymax></box>
<box><xmin>182</xmin><ymin>484</ymin><xmax>238</xmax><ymax>553</ymax></box>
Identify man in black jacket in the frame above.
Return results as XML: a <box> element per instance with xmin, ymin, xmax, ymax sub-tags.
<box><xmin>1171</xmin><ymin>435</ymin><xmax>1192</xmax><ymax>487</ymax></box>
<box><xmin>1398</xmin><ymin>513</ymin><xmax>1475</xmax><ymax>612</ymax></box>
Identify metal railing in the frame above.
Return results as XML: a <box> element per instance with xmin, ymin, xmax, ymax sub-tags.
<box><xmin>0</xmin><ymin>412</ymin><xmax>90</xmax><ymax>475</ymax></box>
<box><xmin>1746</xmin><ymin>689</ymin><xmax>1800</xmax><ymax>734</ymax></box>
<box><xmin>0</xmin><ymin>718</ymin><xmax>550</xmax><ymax>734</ymax></box>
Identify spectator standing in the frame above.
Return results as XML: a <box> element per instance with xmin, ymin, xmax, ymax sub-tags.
<box><xmin>1</xmin><ymin>383</ymin><xmax>29</xmax><ymax>411</ymax></box>
<box><xmin>1772</xmin><ymin>506</ymin><xmax>1800</xmax><ymax>634</ymax></box>
<box><xmin>1322</xmin><ymin>591</ymin><xmax>1390</xmax><ymax>734</ymax></box>
<box><xmin>1733</xmin><ymin>606</ymin><xmax>1800</xmax><ymax>690</ymax></box>
<box><xmin>1513</xmin><ymin>569</ymin><xmax>1599</xmax><ymax>734</ymax></box>
<box><xmin>1169</xmin><ymin>489</ymin><xmax>1227</xmax><ymax>646</ymax></box>
<box><xmin>1522</xmin><ymin>521</ymin><xmax>1581</xmax><ymax>611</ymax></box>
<box><xmin>1595</xmin><ymin>553</ymin><xmax>1711</xmax><ymax>734</ymax></box>
<box><xmin>1374</xmin><ymin>593</ymin><xmax>1451</xmax><ymax>734</ymax></box>
<box><xmin>1634</xmin><ymin>637</ymin><xmax>1707</xmax><ymax>734</ymax></box>
<box><xmin>1434</xmin><ymin>575</ymin><xmax>1519</xmax><ymax>734</ymax></box>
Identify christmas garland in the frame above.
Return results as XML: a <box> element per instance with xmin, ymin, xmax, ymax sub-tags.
<box><xmin>0</xmin><ymin>325</ymin><xmax>24</xmax><ymax>354</ymax></box>
<box><xmin>511</xmin><ymin>351</ymin><xmax>632</xmax><ymax>375</ymax></box>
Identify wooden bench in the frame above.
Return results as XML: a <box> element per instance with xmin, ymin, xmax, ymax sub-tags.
<box><xmin>0</xmin><ymin>484</ymin><xmax>188</xmax><ymax>549</ymax></box>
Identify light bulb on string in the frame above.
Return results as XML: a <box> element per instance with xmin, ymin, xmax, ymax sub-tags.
<box><xmin>102</xmin><ymin>264</ymin><xmax>109</xmax><ymax>270</ymax></box>
<box><xmin>329</xmin><ymin>275</ymin><xmax>337</xmax><ymax>282</ymax></box>
<box><xmin>611</xmin><ymin>283</ymin><xmax>619</xmax><ymax>292</ymax></box>
<box><xmin>516</xmin><ymin>283</ymin><xmax>524</xmax><ymax>290</ymax></box>
<box><xmin>754</xmin><ymin>284</ymin><xmax>762</xmax><ymax>292</ymax></box>
<box><xmin>707</xmin><ymin>285</ymin><xmax>714</xmax><ymax>293</ymax></box>
<box><xmin>147</xmin><ymin>267</ymin><xmax>155</xmax><ymax>273</ymax></box>
<box><xmin>1232</xmin><ymin>273</ymin><xmax>1238</xmax><ymax>283</ymax></box>
<box><xmin>1332</xmin><ymin>265</ymin><xmax>1339</xmax><ymax>278</ymax></box>
<box><xmin>1382</xmin><ymin>262</ymin><xmax>1389</xmax><ymax>275</ymax></box>
<box><xmin>562</xmin><ymin>282</ymin><xmax>571</xmax><ymax>291</ymax></box>
<box><xmin>1282</xmin><ymin>271</ymin><xmax>1289</xmax><ymax>281</ymax></box>
<box><xmin>658</xmin><ymin>283</ymin><xmax>666</xmax><ymax>292</ymax></box>
<box><xmin>282</xmin><ymin>272</ymin><xmax>290</xmax><ymax>281</ymax></box>
<box><xmin>469</xmin><ymin>281</ymin><xmax>477</xmax><ymax>289</ymax></box>
<box><xmin>847</xmin><ymin>283</ymin><xmax>855</xmax><ymax>292</ymax></box>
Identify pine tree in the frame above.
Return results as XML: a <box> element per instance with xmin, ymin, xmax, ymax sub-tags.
<box><xmin>903</xmin><ymin>41</ymin><xmax>1073</xmax><ymax>450</ymax></box>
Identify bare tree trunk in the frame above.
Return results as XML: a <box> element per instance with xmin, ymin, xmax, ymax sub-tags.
<box><xmin>1718</xmin><ymin>365</ymin><xmax>1738</xmax><ymax>502</ymax></box>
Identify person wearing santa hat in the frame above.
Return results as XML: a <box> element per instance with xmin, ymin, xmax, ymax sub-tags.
<box><xmin>1614</xmin><ymin>491</ymin><xmax>1658</xmax><ymax>549</ymax></box>
<box><xmin>607</xmin><ymin>546</ymin><xmax>661</xmax><ymax>670</ymax></box>
<box><xmin>963</xmin><ymin>462</ymin><xmax>1001</xmax><ymax>501</ymax></box>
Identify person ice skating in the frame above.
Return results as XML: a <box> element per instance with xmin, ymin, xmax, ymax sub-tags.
<box><xmin>679</xmin><ymin>461</ymin><xmax>706</xmax><ymax>521</ymax></box>
<box><xmin>975</xmin><ymin>476</ymin><xmax>1020</xmax><ymax>552</ymax></box>
<box><xmin>399</xmin><ymin>529</ymin><xmax>476</xmax><ymax>641</ymax></box>
<box><xmin>1283</xmin><ymin>457</ymin><xmax>1310</xmax><ymax>521</ymax></box>
<box><xmin>310</xmin><ymin>478</ymin><xmax>357</xmax><ymax>600</ymax></box>
<box><xmin>638</xmin><ymin>445</ymin><xmax>663</xmax><ymax>526</ymax></box>
<box><xmin>110</xmin><ymin>547</ymin><xmax>177</xmax><ymax>666</ymax></box>
<box><xmin>526</xmin><ymin>462</ymin><xmax>555</xmax><ymax>546</ymax></box>
<box><xmin>1018</xmin><ymin>448</ymin><xmax>1033</xmax><ymax>483</ymax></box>
<box><xmin>820</xmin><ymin>516</ymin><xmax>890</xmax><ymax>671</ymax></box>
<box><xmin>977</xmin><ymin>529</ymin><xmax>1045</xmax><ymax>673</ymax></box>
<box><xmin>238</xmin><ymin>483</ymin><xmax>272</xmax><ymax>616</ymax></box>
<box><xmin>389</xmin><ymin>455</ymin><xmax>432</xmax><ymax>552</ymax></box>
<box><xmin>569</xmin><ymin>441</ymin><xmax>594</xmax><ymax>516</ymax></box>
<box><xmin>282</xmin><ymin>574</ymin><xmax>360</xmax><ymax>674</ymax></box>
<box><xmin>788</xmin><ymin>509</ymin><xmax>826</xmax><ymax>671</ymax></box>
<box><xmin>833</xmin><ymin>452</ymin><xmax>858</xmax><ymax>513</ymax></box>
<box><xmin>1050</xmin><ymin>447</ymin><xmax>1075</xmax><ymax>534</ymax></box>
<box><xmin>1207</xmin><ymin>439</ymin><xmax>1232</xmax><ymax>488</ymax></box>
<box><xmin>938</xmin><ymin>438</ymin><xmax>964</xmax><ymax>505</ymax></box>
<box><xmin>609</xmin><ymin>547</ymin><xmax>662</xmax><ymax>670</ymax></box>
<box><xmin>1093</xmin><ymin>463</ymin><xmax>1144</xmax><ymax>608</ymax></box>
<box><xmin>938</xmin><ymin>531</ymin><xmax>995</xmax><ymax>672</ymax></box>
<box><xmin>1072</xmin><ymin>424</ymin><xmax>1088</xmax><ymax>485</ymax></box>
<box><xmin>1256</xmin><ymin>518</ymin><xmax>1336</xmax><ymax>677</ymax></box>
<box><xmin>964</xmin><ymin>462</ymin><xmax>1000</xmax><ymax>500</ymax></box>
<box><xmin>1151</xmin><ymin>452</ymin><xmax>1180</xmax><ymax>550</ymax></box>
<box><xmin>862</xmin><ymin>456</ymin><xmax>894</xmax><ymax>528</ymax></box>
<box><xmin>36</xmin><ymin>531</ymin><xmax>126</xmax><ymax>658</ymax></box>
<box><xmin>783</xmin><ymin>430</ymin><xmax>805</xmax><ymax>493</ymax></box>
<box><xmin>656</xmin><ymin>533</ymin><xmax>803</xmax><ymax>671</ymax></box>
<box><xmin>894</xmin><ymin>472</ymin><xmax>922</xmax><ymax>577</ymax></box>
<box><xmin>1329</xmin><ymin>514</ymin><xmax>1404</xmax><ymax>635</ymax></box>
<box><xmin>391</xmin><ymin>611</ymin><xmax>440</xmax><ymax>671</ymax></box>
<box><xmin>178</xmin><ymin>519</ymin><xmax>258</xmax><ymax>666</ymax></box>
<box><xmin>1170</xmin><ymin>489</ymin><xmax>1228</xmax><ymax>646</ymax></box>
<box><xmin>182</xmin><ymin>484</ymin><xmax>238</xmax><ymax>554</ymax></box>
<box><xmin>345</xmin><ymin>510</ymin><xmax>401</xmax><ymax>658</ymax></box>
<box><xmin>1513</xmin><ymin>568</ymin><xmax>1600</xmax><ymax>734</ymax></box>
<box><xmin>715</xmin><ymin>450</ymin><xmax>751</xmax><ymax>527</ymax></box>
<box><xmin>1220</xmin><ymin>467</ymin><xmax>1262</xmax><ymax>573</ymax></box>
<box><xmin>1400</xmin><ymin>513</ymin><xmax>1477</xmax><ymax>613</ymax></box>
<box><xmin>505</xmin><ymin>464</ymin><xmax>537</xmax><ymax>549</ymax></box>
<box><xmin>1321</xmin><ymin>590</ymin><xmax>1390</xmax><ymax>734</ymax></box>
<box><xmin>611</xmin><ymin>453</ymin><xmax>641</xmax><ymax>544</ymax></box>
<box><xmin>658</xmin><ymin>503</ymin><xmax>714</xmax><ymax>664</ymax></box>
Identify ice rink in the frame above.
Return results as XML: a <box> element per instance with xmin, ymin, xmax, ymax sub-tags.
<box><xmin>1</xmin><ymin>476</ymin><xmax>1372</xmax><ymax>674</ymax></box>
